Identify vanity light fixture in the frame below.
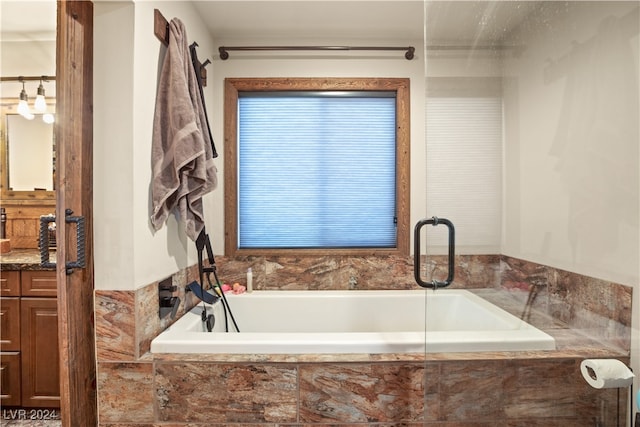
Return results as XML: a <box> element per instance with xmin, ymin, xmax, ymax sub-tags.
<box><xmin>34</xmin><ymin>78</ymin><xmax>47</xmax><ymax>112</ymax></box>
<box><xmin>42</xmin><ymin>113</ymin><xmax>55</xmax><ymax>124</ymax></box>
<box><xmin>2</xmin><ymin>75</ymin><xmax>55</xmax><ymax>121</ymax></box>
<box><xmin>17</xmin><ymin>78</ymin><xmax>34</xmax><ymax>120</ymax></box>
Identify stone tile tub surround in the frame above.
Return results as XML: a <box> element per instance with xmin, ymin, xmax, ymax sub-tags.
<box><xmin>500</xmin><ymin>255</ymin><xmax>632</xmax><ymax>352</ymax></box>
<box><xmin>95</xmin><ymin>263</ymin><xmax>201</xmax><ymax>360</ymax></box>
<box><xmin>94</xmin><ymin>254</ymin><xmax>632</xmax><ymax>425</ymax></box>
<box><xmin>97</xmin><ymin>356</ymin><xmax>629</xmax><ymax>425</ymax></box>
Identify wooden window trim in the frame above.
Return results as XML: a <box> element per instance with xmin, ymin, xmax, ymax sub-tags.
<box><xmin>224</xmin><ymin>77</ymin><xmax>410</xmax><ymax>257</ymax></box>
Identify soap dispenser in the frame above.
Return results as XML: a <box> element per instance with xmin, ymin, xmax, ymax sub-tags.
<box><xmin>247</xmin><ymin>267</ymin><xmax>253</xmax><ymax>293</ymax></box>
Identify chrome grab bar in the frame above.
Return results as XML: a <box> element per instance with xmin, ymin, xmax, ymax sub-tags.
<box><xmin>413</xmin><ymin>216</ymin><xmax>455</xmax><ymax>289</ymax></box>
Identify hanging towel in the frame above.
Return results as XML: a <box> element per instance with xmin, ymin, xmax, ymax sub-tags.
<box><xmin>150</xmin><ymin>18</ymin><xmax>217</xmax><ymax>241</ymax></box>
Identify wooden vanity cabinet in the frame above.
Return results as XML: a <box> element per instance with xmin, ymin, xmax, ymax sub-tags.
<box><xmin>21</xmin><ymin>271</ymin><xmax>58</xmax><ymax>297</ymax></box>
<box><xmin>1</xmin><ymin>297</ymin><xmax>20</xmax><ymax>349</ymax></box>
<box><xmin>0</xmin><ymin>271</ymin><xmax>21</xmax><ymax>406</ymax></box>
<box><xmin>0</xmin><ymin>271</ymin><xmax>20</xmax><ymax>295</ymax></box>
<box><xmin>0</xmin><ymin>352</ymin><xmax>21</xmax><ymax>405</ymax></box>
<box><xmin>0</xmin><ymin>270</ymin><xmax>59</xmax><ymax>408</ymax></box>
<box><xmin>21</xmin><ymin>297</ymin><xmax>59</xmax><ymax>407</ymax></box>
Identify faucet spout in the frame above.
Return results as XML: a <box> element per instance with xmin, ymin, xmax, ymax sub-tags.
<box><xmin>186</xmin><ymin>281</ymin><xmax>219</xmax><ymax>304</ymax></box>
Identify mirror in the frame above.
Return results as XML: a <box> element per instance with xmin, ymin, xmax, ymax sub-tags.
<box><xmin>1</xmin><ymin>0</ymin><xmax>57</xmax><ymax>201</ymax></box>
<box><xmin>5</xmin><ymin>107</ymin><xmax>55</xmax><ymax>190</ymax></box>
<box><xmin>0</xmin><ymin>99</ymin><xmax>56</xmax><ymax>199</ymax></box>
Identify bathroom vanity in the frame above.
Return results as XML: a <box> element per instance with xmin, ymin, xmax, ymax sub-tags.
<box><xmin>0</xmin><ymin>91</ymin><xmax>60</xmax><ymax>409</ymax></box>
<box><xmin>0</xmin><ymin>250</ymin><xmax>59</xmax><ymax>408</ymax></box>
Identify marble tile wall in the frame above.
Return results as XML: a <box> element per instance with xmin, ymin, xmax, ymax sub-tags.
<box><xmin>214</xmin><ymin>254</ymin><xmax>501</xmax><ymax>291</ymax></box>
<box><xmin>98</xmin><ymin>358</ymin><xmax>628</xmax><ymax>425</ymax></box>
<box><xmin>95</xmin><ymin>264</ymin><xmax>199</xmax><ymax>360</ymax></box>
<box><xmin>501</xmin><ymin>256</ymin><xmax>633</xmax><ymax>351</ymax></box>
<box><xmin>94</xmin><ymin>253</ymin><xmax>633</xmax><ymax>426</ymax></box>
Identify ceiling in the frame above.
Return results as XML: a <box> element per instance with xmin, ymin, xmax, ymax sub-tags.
<box><xmin>194</xmin><ymin>1</ymin><xmax>539</xmax><ymax>44</ymax></box>
<box><xmin>1</xmin><ymin>1</ymin><xmax>540</xmax><ymax>45</ymax></box>
<box><xmin>0</xmin><ymin>0</ymin><xmax>56</xmax><ymax>40</ymax></box>
<box><xmin>192</xmin><ymin>1</ymin><xmax>425</xmax><ymax>41</ymax></box>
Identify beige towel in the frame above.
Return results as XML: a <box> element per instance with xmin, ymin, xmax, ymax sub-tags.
<box><xmin>150</xmin><ymin>18</ymin><xmax>217</xmax><ymax>241</ymax></box>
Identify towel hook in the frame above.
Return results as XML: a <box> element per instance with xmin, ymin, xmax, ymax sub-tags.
<box><xmin>155</xmin><ymin>14</ymin><xmax>210</xmax><ymax>86</ymax></box>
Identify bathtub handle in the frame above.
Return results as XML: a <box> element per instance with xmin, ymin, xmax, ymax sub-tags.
<box><xmin>413</xmin><ymin>217</ymin><xmax>455</xmax><ymax>289</ymax></box>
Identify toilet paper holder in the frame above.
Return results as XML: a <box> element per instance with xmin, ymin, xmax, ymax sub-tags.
<box><xmin>580</xmin><ymin>359</ymin><xmax>635</xmax><ymax>427</ymax></box>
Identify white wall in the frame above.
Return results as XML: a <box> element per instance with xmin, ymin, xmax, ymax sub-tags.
<box><xmin>502</xmin><ymin>1</ymin><xmax>639</xmax><ymax>408</ymax></box>
<box><xmin>94</xmin><ymin>1</ymin><xmax>425</xmax><ymax>290</ymax></box>
<box><xmin>93</xmin><ymin>1</ymin><xmax>640</xmax><ymax>283</ymax></box>
<box><xmin>0</xmin><ymin>39</ymin><xmax>56</xmax><ymax>99</ymax></box>
<box><xmin>94</xmin><ymin>1</ymin><xmax>218</xmax><ymax>290</ymax></box>
<box><xmin>503</xmin><ymin>2</ymin><xmax>639</xmax><ymax>287</ymax></box>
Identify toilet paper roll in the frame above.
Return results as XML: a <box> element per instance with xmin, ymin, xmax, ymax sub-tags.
<box><xmin>580</xmin><ymin>359</ymin><xmax>634</xmax><ymax>389</ymax></box>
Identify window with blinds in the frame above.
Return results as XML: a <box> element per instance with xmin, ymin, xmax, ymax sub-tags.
<box><xmin>239</xmin><ymin>93</ymin><xmax>396</xmax><ymax>249</ymax></box>
<box><xmin>426</xmin><ymin>78</ymin><xmax>503</xmax><ymax>252</ymax></box>
<box><xmin>224</xmin><ymin>78</ymin><xmax>411</xmax><ymax>255</ymax></box>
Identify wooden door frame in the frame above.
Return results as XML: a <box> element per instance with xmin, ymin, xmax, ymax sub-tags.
<box><xmin>56</xmin><ymin>1</ymin><xmax>96</xmax><ymax>425</ymax></box>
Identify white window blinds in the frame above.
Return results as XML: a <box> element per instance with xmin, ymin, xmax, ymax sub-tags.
<box><xmin>426</xmin><ymin>80</ymin><xmax>503</xmax><ymax>252</ymax></box>
<box><xmin>238</xmin><ymin>93</ymin><xmax>397</xmax><ymax>249</ymax></box>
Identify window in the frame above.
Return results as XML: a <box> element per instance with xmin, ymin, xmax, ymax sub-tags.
<box><xmin>426</xmin><ymin>77</ymin><xmax>503</xmax><ymax>252</ymax></box>
<box><xmin>224</xmin><ymin>78</ymin><xmax>410</xmax><ymax>256</ymax></box>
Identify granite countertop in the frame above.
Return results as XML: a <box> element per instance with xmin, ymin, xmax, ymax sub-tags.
<box><xmin>0</xmin><ymin>248</ymin><xmax>56</xmax><ymax>271</ymax></box>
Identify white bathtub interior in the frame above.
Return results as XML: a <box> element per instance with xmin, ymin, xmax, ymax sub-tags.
<box><xmin>151</xmin><ymin>289</ymin><xmax>556</xmax><ymax>354</ymax></box>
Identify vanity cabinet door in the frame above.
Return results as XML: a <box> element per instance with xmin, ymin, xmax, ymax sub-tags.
<box><xmin>0</xmin><ymin>352</ymin><xmax>21</xmax><ymax>406</ymax></box>
<box><xmin>0</xmin><ymin>297</ymin><xmax>20</xmax><ymax>350</ymax></box>
<box><xmin>0</xmin><ymin>296</ymin><xmax>22</xmax><ymax>405</ymax></box>
<box><xmin>20</xmin><ymin>298</ymin><xmax>60</xmax><ymax>408</ymax></box>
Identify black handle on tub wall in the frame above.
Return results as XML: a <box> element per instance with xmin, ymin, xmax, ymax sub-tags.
<box><xmin>413</xmin><ymin>216</ymin><xmax>455</xmax><ymax>289</ymax></box>
<box><xmin>39</xmin><ymin>209</ymin><xmax>86</xmax><ymax>274</ymax></box>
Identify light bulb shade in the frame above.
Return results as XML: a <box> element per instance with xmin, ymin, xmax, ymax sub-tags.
<box><xmin>35</xmin><ymin>94</ymin><xmax>47</xmax><ymax>112</ymax></box>
<box><xmin>17</xmin><ymin>83</ymin><xmax>33</xmax><ymax>119</ymax></box>
<box><xmin>42</xmin><ymin>113</ymin><xmax>55</xmax><ymax>124</ymax></box>
<box><xmin>34</xmin><ymin>83</ymin><xmax>47</xmax><ymax>112</ymax></box>
<box><xmin>17</xmin><ymin>99</ymin><xmax>31</xmax><ymax>116</ymax></box>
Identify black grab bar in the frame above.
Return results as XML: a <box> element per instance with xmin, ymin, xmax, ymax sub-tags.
<box><xmin>413</xmin><ymin>217</ymin><xmax>455</xmax><ymax>289</ymax></box>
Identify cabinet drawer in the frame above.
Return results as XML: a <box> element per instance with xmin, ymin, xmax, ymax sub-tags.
<box><xmin>0</xmin><ymin>298</ymin><xmax>20</xmax><ymax>351</ymax></box>
<box><xmin>0</xmin><ymin>271</ymin><xmax>20</xmax><ymax>297</ymax></box>
<box><xmin>21</xmin><ymin>271</ymin><xmax>57</xmax><ymax>297</ymax></box>
<box><xmin>0</xmin><ymin>352</ymin><xmax>22</xmax><ymax>406</ymax></box>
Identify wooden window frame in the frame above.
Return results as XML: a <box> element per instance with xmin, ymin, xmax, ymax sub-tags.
<box><xmin>224</xmin><ymin>77</ymin><xmax>410</xmax><ymax>257</ymax></box>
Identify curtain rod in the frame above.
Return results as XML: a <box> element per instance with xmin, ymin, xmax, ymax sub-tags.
<box><xmin>0</xmin><ymin>75</ymin><xmax>56</xmax><ymax>82</ymax></box>
<box><xmin>218</xmin><ymin>46</ymin><xmax>415</xmax><ymax>60</ymax></box>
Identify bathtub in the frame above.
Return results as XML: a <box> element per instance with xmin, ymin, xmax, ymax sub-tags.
<box><xmin>150</xmin><ymin>289</ymin><xmax>556</xmax><ymax>354</ymax></box>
